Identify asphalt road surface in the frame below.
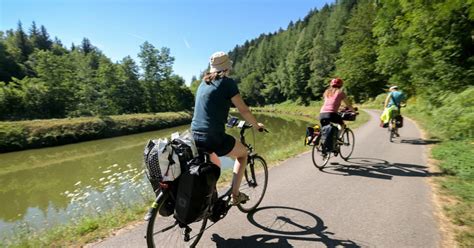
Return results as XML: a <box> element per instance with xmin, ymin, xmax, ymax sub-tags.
<box><xmin>89</xmin><ymin>110</ymin><xmax>440</xmax><ymax>248</ymax></box>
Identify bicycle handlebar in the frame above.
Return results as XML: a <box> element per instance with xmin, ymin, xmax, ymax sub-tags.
<box><xmin>227</xmin><ymin>116</ymin><xmax>269</xmax><ymax>133</ymax></box>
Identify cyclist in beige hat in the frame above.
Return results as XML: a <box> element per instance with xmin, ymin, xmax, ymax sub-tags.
<box><xmin>191</xmin><ymin>51</ymin><xmax>265</xmax><ymax>205</ymax></box>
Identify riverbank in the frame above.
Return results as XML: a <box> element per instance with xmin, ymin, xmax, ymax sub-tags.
<box><xmin>0</xmin><ymin>112</ymin><xmax>192</xmax><ymax>153</ymax></box>
<box><xmin>3</xmin><ymin>105</ymin><xmax>368</xmax><ymax>247</ymax></box>
<box><xmin>363</xmin><ymin>91</ymin><xmax>474</xmax><ymax>247</ymax></box>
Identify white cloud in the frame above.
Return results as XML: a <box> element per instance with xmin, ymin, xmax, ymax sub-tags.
<box><xmin>126</xmin><ymin>33</ymin><xmax>147</xmax><ymax>41</ymax></box>
<box><xmin>183</xmin><ymin>37</ymin><xmax>191</xmax><ymax>49</ymax></box>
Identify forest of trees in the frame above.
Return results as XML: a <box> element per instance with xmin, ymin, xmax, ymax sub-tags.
<box><xmin>190</xmin><ymin>0</ymin><xmax>473</xmax><ymax>107</ymax></box>
<box><xmin>2</xmin><ymin>0</ymin><xmax>473</xmax><ymax>120</ymax></box>
<box><xmin>0</xmin><ymin>22</ymin><xmax>193</xmax><ymax>120</ymax></box>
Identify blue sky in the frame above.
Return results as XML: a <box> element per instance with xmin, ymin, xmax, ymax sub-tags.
<box><xmin>1</xmin><ymin>0</ymin><xmax>331</xmax><ymax>84</ymax></box>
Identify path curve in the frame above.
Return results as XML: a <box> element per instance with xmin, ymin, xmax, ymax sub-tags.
<box><xmin>88</xmin><ymin>110</ymin><xmax>440</xmax><ymax>247</ymax></box>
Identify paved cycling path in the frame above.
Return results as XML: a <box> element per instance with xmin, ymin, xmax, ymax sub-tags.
<box><xmin>89</xmin><ymin>110</ymin><xmax>441</xmax><ymax>247</ymax></box>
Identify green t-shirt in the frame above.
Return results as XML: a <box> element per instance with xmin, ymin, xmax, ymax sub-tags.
<box><xmin>191</xmin><ymin>77</ymin><xmax>240</xmax><ymax>134</ymax></box>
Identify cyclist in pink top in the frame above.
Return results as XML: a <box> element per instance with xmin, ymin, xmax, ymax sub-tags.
<box><xmin>319</xmin><ymin>78</ymin><xmax>354</xmax><ymax>128</ymax></box>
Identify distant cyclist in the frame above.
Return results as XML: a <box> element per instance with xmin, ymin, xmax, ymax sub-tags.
<box><xmin>380</xmin><ymin>86</ymin><xmax>405</xmax><ymax>128</ymax></box>
<box><xmin>319</xmin><ymin>78</ymin><xmax>354</xmax><ymax>130</ymax></box>
<box><xmin>191</xmin><ymin>51</ymin><xmax>265</xmax><ymax>205</ymax></box>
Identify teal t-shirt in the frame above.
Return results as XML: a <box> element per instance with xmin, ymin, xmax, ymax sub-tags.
<box><xmin>387</xmin><ymin>91</ymin><xmax>405</xmax><ymax>108</ymax></box>
<box><xmin>191</xmin><ymin>77</ymin><xmax>240</xmax><ymax>134</ymax></box>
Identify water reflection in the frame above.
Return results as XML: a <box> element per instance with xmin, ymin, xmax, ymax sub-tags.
<box><xmin>0</xmin><ymin>114</ymin><xmax>311</xmax><ymax>237</ymax></box>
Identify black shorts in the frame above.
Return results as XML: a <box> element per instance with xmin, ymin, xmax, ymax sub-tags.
<box><xmin>319</xmin><ymin>112</ymin><xmax>344</xmax><ymax>127</ymax></box>
<box><xmin>192</xmin><ymin>131</ymin><xmax>236</xmax><ymax>156</ymax></box>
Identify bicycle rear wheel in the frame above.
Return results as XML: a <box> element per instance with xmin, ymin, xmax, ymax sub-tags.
<box><xmin>312</xmin><ymin>135</ymin><xmax>330</xmax><ymax>169</ymax></box>
<box><xmin>339</xmin><ymin>128</ymin><xmax>355</xmax><ymax>160</ymax></box>
<box><xmin>237</xmin><ymin>155</ymin><xmax>268</xmax><ymax>213</ymax></box>
<box><xmin>389</xmin><ymin>120</ymin><xmax>396</xmax><ymax>143</ymax></box>
<box><xmin>146</xmin><ymin>191</ymin><xmax>208</xmax><ymax>248</ymax></box>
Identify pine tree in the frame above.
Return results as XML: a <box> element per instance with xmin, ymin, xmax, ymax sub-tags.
<box><xmin>286</xmin><ymin>28</ymin><xmax>312</xmax><ymax>104</ymax></box>
<box><xmin>80</xmin><ymin>38</ymin><xmax>94</xmax><ymax>54</ymax></box>
<box><xmin>336</xmin><ymin>0</ymin><xmax>384</xmax><ymax>102</ymax></box>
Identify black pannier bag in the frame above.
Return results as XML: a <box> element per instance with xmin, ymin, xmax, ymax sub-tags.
<box><xmin>320</xmin><ymin>124</ymin><xmax>338</xmax><ymax>152</ymax></box>
<box><xmin>158</xmin><ymin>181</ymin><xmax>178</xmax><ymax>217</ymax></box>
<box><xmin>305</xmin><ymin>126</ymin><xmax>314</xmax><ymax>145</ymax></box>
<box><xmin>395</xmin><ymin>115</ymin><xmax>404</xmax><ymax>128</ymax></box>
<box><xmin>174</xmin><ymin>156</ymin><xmax>220</xmax><ymax>225</ymax></box>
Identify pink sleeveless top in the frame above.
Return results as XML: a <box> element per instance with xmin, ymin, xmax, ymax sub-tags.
<box><xmin>320</xmin><ymin>90</ymin><xmax>346</xmax><ymax>113</ymax></box>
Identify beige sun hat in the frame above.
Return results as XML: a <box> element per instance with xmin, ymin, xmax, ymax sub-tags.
<box><xmin>209</xmin><ymin>51</ymin><xmax>233</xmax><ymax>73</ymax></box>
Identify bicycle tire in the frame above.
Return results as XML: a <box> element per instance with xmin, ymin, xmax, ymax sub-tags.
<box><xmin>389</xmin><ymin>120</ymin><xmax>396</xmax><ymax>143</ymax></box>
<box><xmin>311</xmin><ymin>135</ymin><xmax>330</xmax><ymax>169</ymax></box>
<box><xmin>237</xmin><ymin>155</ymin><xmax>268</xmax><ymax>213</ymax></box>
<box><xmin>339</xmin><ymin>128</ymin><xmax>355</xmax><ymax>160</ymax></box>
<box><xmin>146</xmin><ymin>191</ymin><xmax>208</xmax><ymax>248</ymax></box>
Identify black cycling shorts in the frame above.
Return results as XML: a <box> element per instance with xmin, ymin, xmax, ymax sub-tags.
<box><xmin>319</xmin><ymin>112</ymin><xmax>343</xmax><ymax>127</ymax></box>
<box><xmin>192</xmin><ymin>131</ymin><xmax>236</xmax><ymax>157</ymax></box>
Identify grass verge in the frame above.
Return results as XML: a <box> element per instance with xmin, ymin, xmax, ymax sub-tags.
<box><xmin>0</xmin><ymin>112</ymin><xmax>192</xmax><ymax>152</ymax></box>
<box><xmin>1</xmin><ymin>204</ymin><xmax>150</xmax><ymax>248</ymax></box>
<box><xmin>409</xmin><ymin>123</ymin><xmax>474</xmax><ymax>247</ymax></box>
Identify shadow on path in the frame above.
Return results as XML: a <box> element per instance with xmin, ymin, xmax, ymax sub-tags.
<box><xmin>211</xmin><ymin>206</ymin><xmax>361</xmax><ymax>247</ymax></box>
<box><xmin>319</xmin><ymin>157</ymin><xmax>443</xmax><ymax>180</ymax></box>
<box><xmin>399</xmin><ymin>137</ymin><xmax>440</xmax><ymax>145</ymax></box>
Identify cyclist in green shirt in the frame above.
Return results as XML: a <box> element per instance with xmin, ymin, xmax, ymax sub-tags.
<box><xmin>380</xmin><ymin>86</ymin><xmax>405</xmax><ymax>127</ymax></box>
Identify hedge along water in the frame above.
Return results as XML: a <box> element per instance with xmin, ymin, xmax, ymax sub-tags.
<box><xmin>0</xmin><ymin>113</ymin><xmax>311</xmax><ymax>240</ymax></box>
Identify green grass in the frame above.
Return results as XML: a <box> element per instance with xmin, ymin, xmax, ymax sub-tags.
<box><xmin>405</xmin><ymin>105</ymin><xmax>473</xmax><ymax>246</ymax></box>
<box><xmin>432</xmin><ymin>140</ymin><xmax>474</xmax><ymax>247</ymax></box>
<box><xmin>2</xmin><ymin>204</ymin><xmax>150</xmax><ymax>248</ymax></box>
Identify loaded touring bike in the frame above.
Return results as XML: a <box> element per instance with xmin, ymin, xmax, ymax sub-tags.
<box><xmin>144</xmin><ymin>117</ymin><xmax>268</xmax><ymax>247</ymax></box>
<box><xmin>388</xmin><ymin>107</ymin><xmax>404</xmax><ymax>143</ymax></box>
<box><xmin>306</xmin><ymin>108</ymin><xmax>357</xmax><ymax>170</ymax></box>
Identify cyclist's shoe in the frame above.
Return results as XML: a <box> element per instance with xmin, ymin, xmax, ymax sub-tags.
<box><xmin>395</xmin><ymin>132</ymin><xmax>400</xmax><ymax>137</ymax></box>
<box><xmin>232</xmin><ymin>192</ymin><xmax>249</xmax><ymax>206</ymax></box>
<box><xmin>382</xmin><ymin>122</ymin><xmax>389</xmax><ymax>128</ymax></box>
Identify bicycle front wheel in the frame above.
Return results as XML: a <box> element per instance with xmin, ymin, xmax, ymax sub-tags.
<box><xmin>237</xmin><ymin>155</ymin><xmax>268</xmax><ymax>213</ymax></box>
<box><xmin>146</xmin><ymin>191</ymin><xmax>208</xmax><ymax>248</ymax></box>
<box><xmin>339</xmin><ymin>128</ymin><xmax>355</xmax><ymax>160</ymax></box>
<box><xmin>312</xmin><ymin>135</ymin><xmax>330</xmax><ymax>169</ymax></box>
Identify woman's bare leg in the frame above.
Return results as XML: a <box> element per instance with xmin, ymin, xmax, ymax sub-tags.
<box><xmin>226</xmin><ymin>141</ymin><xmax>247</xmax><ymax>196</ymax></box>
